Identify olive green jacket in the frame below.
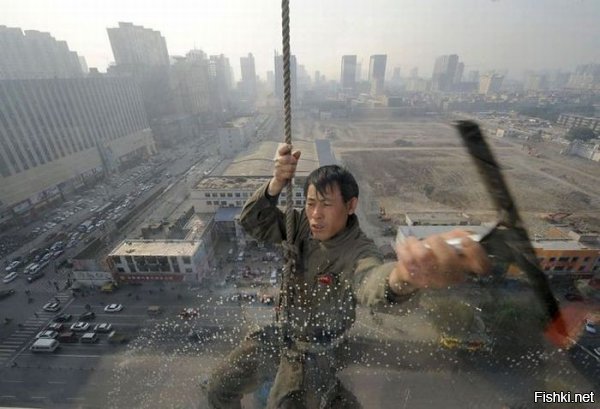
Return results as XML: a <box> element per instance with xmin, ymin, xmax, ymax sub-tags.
<box><xmin>240</xmin><ymin>181</ymin><xmax>408</xmax><ymax>340</ymax></box>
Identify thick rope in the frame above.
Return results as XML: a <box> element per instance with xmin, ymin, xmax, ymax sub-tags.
<box><xmin>279</xmin><ymin>0</ymin><xmax>296</xmax><ymax>331</ymax></box>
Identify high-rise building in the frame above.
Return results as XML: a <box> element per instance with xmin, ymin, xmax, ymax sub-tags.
<box><xmin>266</xmin><ymin>70</ymin><xmax>275</xmax><ymax>92</ymax></box>
<box><xmin>340</xmin><ymin>55</ymin><xmax>357</xmax><ymax>92</ymax></box>
<box><xmin>454</xmin><ymin>62</ymin><xmax>464</xmax><ymax>84</ymax></box>
<box><xmin>0</xmin><ymin>77</ymin><xmax>155</xmax><ymax>225</ymax></box>
<box><xmin>392</xmin><ymin>67</ymin><xmax>402</xmax><ymax>82</ymax></box>
<box><xmin>274</xmin><ymin>52</ymin><xmax>297</xmax><ymax>103</ymax></box>
<box><xmin>410</xmin><ymin>67</ymin><xmax>419</xmax><ymax>78</ymax></box>
<box><xmin>432</xmin><ymin>54</ymin><xmax>459</xmax><ymax>92</ymax></box>
<box><xmin>0</xmin><ymin>26</ymin><xmax>84</xmax><ymax>79</ymax></box>
<box><xmin>240</xmin><ymin>53</ymin><xmax>257</xmax><ymax>101</ymax></box>
<box><xmin>107</xmin><ymin>22</ymin><xmax>169</xmax><ymax>67</ymax></box>
<box><xmin>369</xmin><ymin>54</ymin><xmax>387</xmax><ymax>97</ymax></box>
<box><xmin>478</xmin><ymin>72</ymin><xmax>504</xmax><ymax>95</ymax></box>
<box><xmin>107</xmin><ymin>22</ymin><xmax>173</xmax><ymax>120</ymax></box>
<box><xmin>524</xmin><ymin>72</ymin><xmax>547</xmax><ymax>92</ymax></box>
<box><xmin>170</xmin><ymin>51</ymin><xmax>211</xmax><ymax>116</ymax></box>
<box><xmin>356</xmin><ymin>62</ymin><xmax>362</xmax><ymax>82</ymax></box>
<box><xmin>467</xmin><ymin>70</ymin><xmax>480</xmax><ymax>83</ymax></box>
<box><xmin>208</xmin><ymin>54</ymin><xmax>233</xmax><ymax>111</ymax></box>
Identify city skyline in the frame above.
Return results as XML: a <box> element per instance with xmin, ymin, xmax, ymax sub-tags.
<box><xmin>3</xmin><ymin>0</ymin><xmax>600</xmax><ymax>81</ymax></box>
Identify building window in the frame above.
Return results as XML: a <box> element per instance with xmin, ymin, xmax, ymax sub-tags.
<box><xmin>554</xmin><ymin>265</ymin><xmax>565</xmax><ymax>271</ymax></box>
<box><xmin>280</xmin><ymin>200</ymin><xmax>286</xmax><ymax>205</ymax></box>
<box><xmin>295</xmin><ymin>192</ymin><xmax>301</xmax><ymax>197</ymax></box>
<box><xmin>125</xmin><ymin>256</ymin><xmax>133</xmax><ymax>263</ymax></box>
<box><xmin>182</xmin><ymin>256</ymin><xmax>191</xmax><ymax>264</ymax></box>
<box><xmin>584</xmin><ymin>257</ymin><xmax>590</xmax><ymax>262</ymax></box>
<box><xmin>117</xmin><ymin>267</ymin><xmax>125</xmax><ymax>273</ymax></box>
<box><xmin>173</xmin><ymin>263</ymin><xmax>180</xmax><ymax>273</ymax></box>
<box><xmin>221</xmin><ymin>201</ymin><xmax>227</xmax><ymax>206</ymax></box>
<box><xmin>243</xmin><ymin>192</ymin><xmax>248</xmax><ymax>198</ymax></box>
<box><xmin>220</xmin><ymin>193</ymin><xmax>225</xmax><ymax>197</ymax></box>
<box><xmin>185</xmin><ymin>268</ymin><xmax>193</xmax><ymax>273</ymax></box>
<box><xmin>212</xmin><ymin>193</ymin><xmax>218</xmax><ymax>198</ymax></box>
<box><xmin>235</xmin><ymin>192</ymin><xmax>241</xmax><ymax>197</ymax></box>
<box><xmin>558</xmin><ymin>257</ymin><xmax>569</xmax><ymax>262</ymax></box>
<box><xmin>227</xmin><ymin>193</ymin><xmax>233</xmax><ymax>197</ymax></box>
<box><xmin>549</xmin><ymin>257</ymin><xmax>556</xmax><ymax>262</ymax></box>
<box><xmin>205</xmin><ymin>193</ymin><xmax>211</xmax><ymax>198</ymax></box>
<box><xmin>572</xmin><ymin>257</ymin><xmax>579</xmax><ymax>262</ymax></box>
<box><xmin>207</xmin><ymin>201</ymin><xmax>212</xmax><ymax>205</ymax></box>
<box><xmin>295</xmin><ymin>200</ymin><xmax>302</xmax><ymax>205</ymax></box>
<box><xmin>236</xmin><ymin>201</ymin><xmax>242</xmax><ymax>206</ymax></box>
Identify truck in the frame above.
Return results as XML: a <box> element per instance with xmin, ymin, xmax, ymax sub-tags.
<box><xmin>108</xmin><ymin>331</ymin><xmax>130</xmax><ymax>345</ymax></box>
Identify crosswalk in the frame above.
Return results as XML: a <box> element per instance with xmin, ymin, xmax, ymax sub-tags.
<box><xmin>0</xmin><ymin>291</ymin><xmax>72</xmax><ymax>366</ymax></box>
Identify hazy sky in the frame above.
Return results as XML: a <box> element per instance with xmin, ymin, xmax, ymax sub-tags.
<box><xmin>4</xmin><ymin>0</ymin><xmax>600</xmax><ymax>81</ymax></box>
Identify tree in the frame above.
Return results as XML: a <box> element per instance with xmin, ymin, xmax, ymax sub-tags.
<box><xmin>566</xmin><ymin>127</ymin><xmax>596</xmax><ymax>142</ymax></box>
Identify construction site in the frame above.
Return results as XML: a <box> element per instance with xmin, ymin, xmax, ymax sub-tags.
<box><xmin>295</xmin><ymin>115</ymin><xmax>600</xmax><ymax>237</ymax></box>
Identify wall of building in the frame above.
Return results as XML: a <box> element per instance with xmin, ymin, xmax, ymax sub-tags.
<box><xmin>507</xmin><ymin>246</ymin><xmax>600</xmax><ymax>277</ymax></box>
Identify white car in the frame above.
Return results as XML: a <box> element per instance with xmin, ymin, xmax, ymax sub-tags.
<box><xmin>94</xmin><ymin>323</ymin><xmax>112</xmax><ymax>333</ymax></box>
<box><xmin>104</xmin><ymin>304</ymin><xmax>123</xmax><ymax>313</ymax></box>
<box><xmin>585</xmin><ymin>320</ymin><xmax>597</xmax><ymax>334</ymax></box>
<box><xmin>43</xmin><ymin>301</ymin><xmax>61</xmax><ymax>312</ymax></box>
<box><xmin>70</xmin><ymin>322</ymin><xmax>90</xmax><ymax>332</ymax></box>
<box><xmin>2</xmin><ymin>272</ymin><xmax>18</xmax><ymax>283</ymax></box>
<box><xmin>36</xmin><ymin>330</ymin><xmax>58</xmax><ymax>339</ymax></box>
<box><xmin>5</xmin><ymin>261</ymin><xmax>21</xmax><ymax>272</ymax></box>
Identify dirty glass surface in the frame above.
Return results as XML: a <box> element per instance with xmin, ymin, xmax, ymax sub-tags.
<box><xmin>0</xmin><ymin>1</ymin><xmax>599</xmax><ymax>408</ymax></box>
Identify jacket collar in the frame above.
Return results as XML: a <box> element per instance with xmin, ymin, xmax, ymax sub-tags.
<box><xmin>309</xmin><ymin>214</ymin><xmax>360</xmax><ymax>248</ymax></box>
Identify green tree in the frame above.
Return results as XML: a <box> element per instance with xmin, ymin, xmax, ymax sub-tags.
<box><xmin>566</xmin><ymin>127</ymin><xmax>596</xmax><ymax>142</ymax></box>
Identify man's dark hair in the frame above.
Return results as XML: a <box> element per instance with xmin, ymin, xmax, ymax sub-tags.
<box><xmin>303</xmin><ymin>165</ymin><xmax>359</xmax><ymax>203</ymax></box>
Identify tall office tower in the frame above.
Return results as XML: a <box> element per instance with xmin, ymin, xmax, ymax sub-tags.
<box><xmin>107</xmin><ymin>22</ymin><xmax>172</xmax><ymax>120</ymax></box>
<box><xmin>340</xmin><ymin>55</ymin><xmax>357</xmax><ymax>92</ymax></box>
<box><xmin>369</xmin><ymin>54</ymin><xmax>387</xmax><ymax>97</ymax></box>
<box><xmin>240</xmin><ymin>53</ymin><xmax>257</xmax><ymax>101</ymax></box>
<box><xmin>355</xmin><ymin>62</ymin><xmax>362</xmax><ymax>82</ymax></box>
<box><xmin>454</xmin><ymin>62</ymin><xmax>464</xmax><ymax>84</ymax></box>
<box><xmin>410</xmin><ymin>67</ymin><xmax>419</xmax><ymax>78</ymax></box>
<box><xmin>208</xmin><ymin>54</ymin><xmax>233</xmax><ymax>111</ymax></box>
<box><xmin>107</xmin><ymin>22</ymin><xmax>169</xmax><ymax>67</ymax></box>
<box><xmin>171</xmin><ymin>51</ymin><xmax>211</xmax><ymax>116</ymax></box>
<box><xmin>0</xmin><ymin>26</ymin><xmax>84</xmax><ymax>79</ymax></box>
<box><xmin>432</xmin><ymin>54</ymin><xmax>459</xmax><ymax>91</ymax></box>
<box><xmin>314</xmin><ymin>70</ymin><xmax>321</xmax><ymax>85</ymax></box>
<box><xmin>478</xmin><ymin>72</ymin><xmax>504</xmax><ymax>95</ymax></box>
<box><xmin>0</xmin><ymin>77</ymin><xmax>154</xmax><ymax>226</ymax></box>
<box><xmin>274</xmin><ymin>52</ymin><xmax>297</xmax><ymax>103</ymax></box>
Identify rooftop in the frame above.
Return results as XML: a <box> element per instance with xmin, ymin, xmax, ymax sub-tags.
<box><xmin>109</xmin><ymin>239</ymin><xmax>202</xmax><ymax>257</ymax></box>
<box><xmin>195</xmin><ymin>176</ymin><xmax>270</xmax><ymax>190</ymax></box>
<box><xmin>222</xmin><ymin>140</ymin><xmax>319</xmax><ymax>177</ymax></box>
<box><xmin>532</xmin><ymin>240</ymin><xmax>599</xmax><ymax>251</ymax></box>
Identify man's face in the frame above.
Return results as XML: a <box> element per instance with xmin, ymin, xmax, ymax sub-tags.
<box><xmin>305</xmin><ymin>183</ymin><xmax>358</xmax><ymax>241</ymax></box>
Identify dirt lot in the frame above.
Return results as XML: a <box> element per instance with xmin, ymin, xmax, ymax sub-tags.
<box><xmin>304</xmin><ymin>117</ymin><xmax>600</xmax><ymax>233</ymax></box>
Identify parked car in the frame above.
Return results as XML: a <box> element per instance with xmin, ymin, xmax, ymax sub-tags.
<box><xmin>104</xmin><ymin>304</ymin><xmax>123</xmax><ymax>313</ymax></box>
<box><xmin>47</xmin><ymin>323</ymin><xmax>64</xmax><ymax>332</ymax></box>
<box><xmin>5</xmin><ymin>261</ymin><xmax>21</xmax><ymax>272</ymax></box>
<box><xmin>27</xmin><ymin>271</ymin><xmax>45</xmax><ymax>283</ymax></box>
<box><xmin>70</xmin><ymin>322</ymin><xmax>90</xmax><ymax>332</ymax></box>
<box><xmin>2</xmin><ymin>272</ymin><xmax>18</xmax><ymax>284</ymax></box>
<box><xmin>585</xmin><ymin>320</ymin><xmax>597</xmax><ymax>334</ymax></box>
<box><xmin>93</xmin><ymin>323</ymin><xmax>112</xmax><ymax>333</ymax></box>
<box><xmin>79</xmin><ymin>311</ymin><xmax>96</xmax><ymax>321</ymax></box>
<box><xmin>58</xmin><ymin>331</ymin><xmax>78</xmax><ymax>343</ymax></box>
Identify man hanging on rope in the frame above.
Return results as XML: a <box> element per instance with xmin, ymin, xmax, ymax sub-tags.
<box><xmin>206</xmin><ymin>143</ymin><xmax>491</xmax><ymax>409</ymax></box>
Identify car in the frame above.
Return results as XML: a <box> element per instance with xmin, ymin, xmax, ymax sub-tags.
<box><xmin>53</xmin><ymin>313</ymin><xmax>72</xmax><ymax>323</ymax></box>
<box><xmin>5</xmin><ymin>260</ymin><xmax>21</xmax><ymax>272</ymax></box>
<box><xmin>2</xmin><ymin>272</ymin><xmax>18</xmax><ymax>283</ymax></box>
<box><xmin>47</xmin><ymin>323</ymin><xmax>64</xmax><ymax>332</ymax></box>
<box><xmin>70</xmin><ymin>322</ymin><xmax>90</xmax><ymax>332</ymax></box>
<box><xmin>79</xmin><ymin>311</ymin><xmax>96</xmax><ymax>321</ymax></box>
<box><xmin>35</xmin><ymin>330</ymin><xmax>59</xmax><ymax>339</ymax></box>
<box><xmin>564</xmin><ymin>293</ymin><xmax>584</xmax><ymax>302</ymax></box>
<box><xmin>104</xmin><ymin>304</ymin><xmax>123</xmax><ymax>313</ymax></box>
<box><xmin>27</xmin><ymin>271</ymin><xmax>45</xmax><ymax>283</ymax></box>
<box><xmin>43</xmin><ymin>301</ymin><xmax>61</xmax><ymax>312</ymax></box>
<box><xmin>0</xmin><ymin>289</ymin><xmax>16</xmax><ymax>300</ymax></box>
<box><xmin>80</xmin><ymin>332</ymin><xmax>99</xmax><ymax>343</ymax></box>
<box><xmin>585</xmin><ymin>320</ymin><xmax>597</xmax><ymax>334</ymax></box>
<box><xmin>93</xmin><ymin>323</ymin><xmax>112</xmax><ymax>333</ymax></box>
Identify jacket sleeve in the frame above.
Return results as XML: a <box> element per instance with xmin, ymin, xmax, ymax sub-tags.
<box><xmin>239</xmin><ymin>181</ymin><xmax>301</xmax><ymax>244</ymax></box>
<box><xmin>353</xmin><ymin>241</ymin><xmax>418</xmax><ymax>307</ymax></box>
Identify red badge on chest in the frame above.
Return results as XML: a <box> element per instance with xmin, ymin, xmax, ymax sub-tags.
<box><xmin>317</xmin><ymin>274</ymin><xmax>333</xmax><ymax>286</ymax></box>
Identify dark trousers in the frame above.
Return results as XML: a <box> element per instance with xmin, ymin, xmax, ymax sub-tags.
<box><xmin>206</xmin><ymin>328</ymin><xmax>361</xmax><ymax>409</ymax></box>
